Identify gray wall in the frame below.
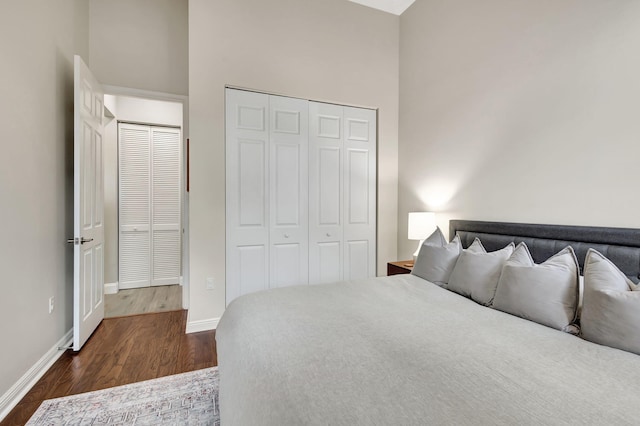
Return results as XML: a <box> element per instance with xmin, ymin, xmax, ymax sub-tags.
<box><xmin>0</xmin><ymin>0</ymin><xmax>89</xmax><ymax>401</ymax></box>
<box><xmin>6</xmin><ymin>0</ymin><xmax>639</xmax><ymax>406</ymax></box>
<box><xmin>89</xmin><ymin>0</ymin><xmax>190</xmax><ymax>294</ymax></box>
<box><xmin>188</xmin><ymin>0</ymin><xmax>400</xmax><ymax>326</ymax></box>
<box><xmin>398</xmin><ymin>0</ymin><xmax>640</xmax><ymax>257</ymax></box>
<box><xmin>89</xmin><ymin>0</ymin><xmax>189</xmax><ymax>95</ymax></box>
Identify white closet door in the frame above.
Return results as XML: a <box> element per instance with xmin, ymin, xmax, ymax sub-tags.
<box><xmin>343</xmin><ymin>107</ymin><xmax>377</xmax><ymax>280</ymax></box>
<box><xmin>226</xmin><ymin>89</ymin><xmax>270</xmax><ymax>304</ymax></box>
<box><xmin>269</xmin><ymin>95</ymin><xmax>309</xmax><ymax>288</ymax></box>
<box><xmin>226</xmin><ymin>89</ymin><xmax>377</xmax><ymax>300</ymax></box>
<box><xmin>308</xmin><ymin>102</ymin><xmax>344</xmax><ymax>285</ymax></box>
<box><xmin>151</xmin><ymin>127</ymin><xmax>181</xmax><ymax>286</ymax></box>
<box><xmin>119</xmin><ymin>123</ymin><xmax>151</xmax><ymax>289</ymax></box>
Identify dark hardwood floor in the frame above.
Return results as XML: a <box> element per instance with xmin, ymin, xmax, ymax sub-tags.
<box><xmin>1</xmin><ymin>310</ymin><xmax>217</xmax><ymax>426</ymax></box>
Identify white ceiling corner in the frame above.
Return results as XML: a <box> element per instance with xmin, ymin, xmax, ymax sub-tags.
<box><xmin>348</xmin><ymin>0</ymin><xmax>415</xmax><ymax>16</ymax></box>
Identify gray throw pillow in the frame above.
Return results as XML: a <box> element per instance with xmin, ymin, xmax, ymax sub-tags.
<box><xmin>411</xmin><ymin>227</ymin><xmax>461</xmax><ymax>287</ymax></box>
<box><xmin>448</xmin><ymin>238</ymin><xmax>515</xmax><ymax>306</ymax></box>
<box><xmin>581</xmin><ymin>249</ymin><xmax>640</xmax><ymax>355</ymax></box>
<box><xmin>492</xmin><ymin>243</ymin><xmax>580</xmax><ymax>333</ymax></box>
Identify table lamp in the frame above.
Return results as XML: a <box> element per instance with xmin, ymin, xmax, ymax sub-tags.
<box><xmin>408</xmin><ymin>212</ymin><xmax>436</xmax><ymax>261</ymax></box>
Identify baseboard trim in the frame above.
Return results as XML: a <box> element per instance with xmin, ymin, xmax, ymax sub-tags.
<box><xmin>0</xmin><ymin>329</ymin><xmax>73</xmax><ymax>421</ymax></box>
<box><xmin>104</xmin><ymin>282</ymin><xmax>118</xmax><ymax>294</ymax></box>
<box><xmin>185</xmin><ymin>317</ymin><xmax>219</xmax><ymax>334</ymax></box>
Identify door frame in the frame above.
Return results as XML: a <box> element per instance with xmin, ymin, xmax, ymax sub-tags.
<box><xmin>104</xmin><ymin>85</ymin><xmax>190</xmax><ymax>309</ymax></box>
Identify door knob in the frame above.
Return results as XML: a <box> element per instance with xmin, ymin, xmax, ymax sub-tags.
<box><xmin>326</xmin><ymin>233</ymin><xmax>331</xmax><ymax>237</ymax></box>
<box><xmin>284</xmin><ymin>234</ymin><xmax>290</xmax><ymax>238</ymax></box>
<box><xmin>66</xmin><ymin>237</ymin><xmax>93</xmax><ymax>245</ymax></box>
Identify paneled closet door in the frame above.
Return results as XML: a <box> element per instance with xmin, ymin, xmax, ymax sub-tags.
<box><xmin>151</xmin><ymin>127</ymin><xmax>181</xmax><ymax>286</ymax></box>
<box><xmin>119</xmin><ymin>123</ymin><xmax>151</xmax><ymax>289</ymax></box>
<box><xmin>343</xmin><ymin>107</ymin><xmax>376</xmax><ymax>280</ymax></box>
<box><xmin>308</xmin><ymin>102</ymin><xmax>344</xmax><ymax>285</ymax></box>
<box><xmin>226</xmin><ymin>89</ymin><xmax>377</xmax><ymax>300</ymax></box>
<box><xmin>226</xmin><ymin>89</ymin><xmax>270</xmax><ymax>304</ymax></box>
<box><xmin>269</xmin><ymin>95</ymin><xmax>309</xmax><ymax>288</ymax></box>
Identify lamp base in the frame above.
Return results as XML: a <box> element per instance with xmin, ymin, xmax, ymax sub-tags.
<box><xmin>413</xmin><ymin>239</ymin><xmax>425</xmax><ymax>262</ymax></box>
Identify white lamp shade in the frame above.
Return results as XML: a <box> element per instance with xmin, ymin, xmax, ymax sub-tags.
<box><xmin>408</xmin><ymin>212</ymin><xmax>436</xmax><ymax>240</ymax></box>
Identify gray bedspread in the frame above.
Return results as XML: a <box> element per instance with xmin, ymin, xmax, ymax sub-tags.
<box><xmin>216</xmin><ymin>275</ymin><xmax>640</xmax><ymax>425</ymax></box>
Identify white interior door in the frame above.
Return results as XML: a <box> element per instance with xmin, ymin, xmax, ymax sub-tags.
<box><xmin>269</xmin><ymin>95</ymin><xmax>309</xmax><ymax>288</ymax></box>
<box><xmin>119</xmin><ymin>123</ymin><xmax>181</xmax><ymax>289</ymax></box>
<box><xmin>226</xmin><ymin>89</ymin><xmax>270</xmax><ymax>304</ymax></box>
<box><xmin>73</xmin><ymin>55</ymin><xmax>105</xmax><ymax>351</ymax></box>
<box><xmin>151</xmin><ymin>126</ymin><xmax>182</xmax><ymax>286</ymax></box>
<box><xmin>308</xmin><ymin>102</ymin><xmax>344</xmax><ymax>284</ymax></box>
<box><xmin>118</xmin><ymin>123</ymin><xmax>151</xmax><ymax>289</ymax></box>
<box><xmin>226</xmin><ymin>89</ymin><xmax>377</xmax><ymax>301</ymax></box>
<box><xmin>343</xmin><ymin>106</ymin><xmax>377</xmax><ymax>280</ymax></box>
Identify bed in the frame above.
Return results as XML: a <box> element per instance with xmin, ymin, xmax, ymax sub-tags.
<box><xmin>216</xmin><ymin>220</ymin><xmax>640</xmax><ymax>425</ymax></box>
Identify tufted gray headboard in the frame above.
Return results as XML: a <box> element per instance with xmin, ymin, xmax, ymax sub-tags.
<box><xmin>449</xmin><ymin>220</ymin><xmax>640</xmax><ymax>283</ymax></box>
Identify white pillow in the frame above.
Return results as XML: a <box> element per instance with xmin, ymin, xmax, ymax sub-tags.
<box><xmin>448</xmin><ymin>238</ymin><xmax>515</xmax><ymax>306</ymax></box>
<box><xmin>580</xmin><ymin>249</ymin><xmax>640</xmax><ymax>355</ymax></box>
<box><xmin>492</xmin><ymin>243</ymin><xmax>580</xmax><ymax>333</ymax></box>
<box><xmin>411</xmin><ymin>227</ymin><xmax>461</xmax><ymax>287</ymax></box>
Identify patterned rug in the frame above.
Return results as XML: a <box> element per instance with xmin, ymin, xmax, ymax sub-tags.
<box><xmin>27</xmin><ymin>367</ymin><xmax>219</xmax><ymax>425</ymax></box>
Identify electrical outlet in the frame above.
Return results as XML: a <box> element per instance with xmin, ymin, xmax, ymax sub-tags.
<box><xmin>206</xmin><ymin>277</ymin><xmax>215</xmax><ymax>290</ymax></box>
<box><xmin>48</xmin><ymin>296</ymin><xmax>55</xmax><ymax>314</ymax></box>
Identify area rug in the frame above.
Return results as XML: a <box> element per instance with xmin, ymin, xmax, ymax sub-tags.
<box><xmin>27</xmin><ymin>367</ymin><xmax>219</xmax><ymax>425</ymax></box>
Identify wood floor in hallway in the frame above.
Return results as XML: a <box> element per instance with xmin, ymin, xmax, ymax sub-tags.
<box><xmin>105</xmin><ymin>284</ymin><xmax>182</xmax><ymax>318</ymax></box>
<box><xmin>1</xmin><ymin>310</ymin><xmax>217</xmax><ymax>426</ymax></box>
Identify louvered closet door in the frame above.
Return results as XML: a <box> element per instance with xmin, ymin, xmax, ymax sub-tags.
<box><xmin>343</xmin><ymin>107</ymin><xmax>376</xmax><ymax>280</ymax></box>
<box><xmin>119</xmin><ymin>123</ymin><xmax>151</xmax><ymax>289</ymax></box>
<box><xmin>308</xmin><ymin>102</ymin><xmax>344</xmax><ymax>285</ymax></box>
<box><xmin>269</xmin><ymin>95</ymin><xmax>309</xmax><ymax>288</ymax></box>
<box><xmin>151</xmin><ymin>127</ymin><xmax>181</xmax><ymax>286</ymax></box>
<box><xmin>226</xmin><ymin>89</ymin><xmax>270</xmax><ymax>304</ymax></box>
<box><xmin>119</xmin><ymin>124</ymin><xmax>181</xmax><ymax>289</ymax></box>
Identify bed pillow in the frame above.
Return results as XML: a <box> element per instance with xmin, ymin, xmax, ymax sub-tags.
<box><xmin>492</xmin><ymin>243</ymin><xmax>580</xmax><ymax>333</ymax></box>
<box><xmin>447</xmin><ymin>238</ymin><xmax>515</xmax><ymax>306</ymax></box>
<box><xmin>411</xmin><ymin>227</ymin><xmax>461</xmax><ymax>287</ymax></box>
<box><xmin>580</xmin><ymin>249</ymin><xmax>640</xmax><ymax>355</ymax></box>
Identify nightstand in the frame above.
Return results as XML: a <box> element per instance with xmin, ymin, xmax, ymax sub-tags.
<box><xmin>387</xmin><ymin>260</ymin><xmax>414</xmax><ymax>276</ymax></box>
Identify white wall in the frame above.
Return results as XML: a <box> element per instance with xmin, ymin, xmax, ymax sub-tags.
<box><xmin>188</xmin><ymin>0</ymin><xmax>400</xmax><ymax>327</ymax></box>
<box><xmin>103</xmin><ymin>95</ymin><xmax>183</xmax><ymax>285</ymax></box>
<box><xmin>398</xmin><ymin>0</ymin><xmax>640</xmax><ymax>256</ymax></box>
<box><xmin>89</xmin><ymin>0</ymin><xmax>188</xmax><ymax>95</ymax></box>
<box><xmin>114</xmin><ymin>96</ymin><xmax>183</xmax><ymax>127</ymax></box>
<box><xmin>104</xmin><ymin>96</ymin><xmax>119</xmax><ymax>286</ymax></box>
<box><xmin>0</xmin><ymin>0</ymin><xmax>88</xmax><ymax>404</ymax></box>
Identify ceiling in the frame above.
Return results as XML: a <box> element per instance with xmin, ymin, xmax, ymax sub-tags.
<box><xmin>348</xmin><ymin>0</ymin><xmax>415</xmax><ymax>15</ymax></box>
